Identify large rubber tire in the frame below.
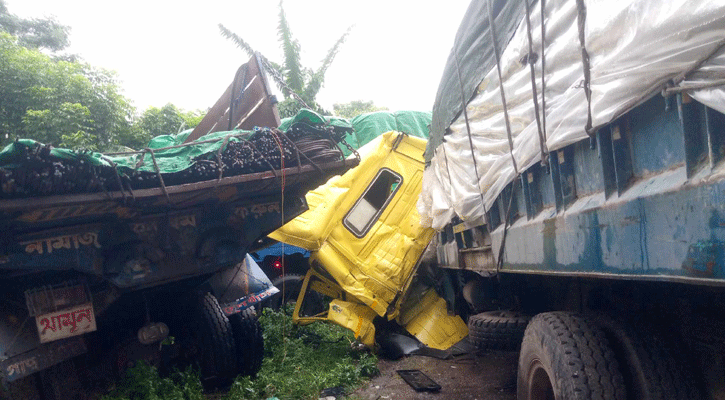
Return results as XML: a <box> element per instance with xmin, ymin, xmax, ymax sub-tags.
<box><xmin>263</xmin><ymin>274</ymin><xmax>305</xmax><ymax>310</ymax></box>
<box><xmin>190</xmin><ymin>292</ymin><xmax>237</xmax><ymax>389</ymax></box>
<box><xmin>228</xmin><ymin>307</ymin><xmax>264</xmax><ymax>378</ymax></box>
<box><xmin>468</xmin><ymin>310</ymin><xmax>530</xmax><ymax>351</ymax></box>
<box><xmin>594</xmin><ymin>316</ymin><xmax>702</xmax><ymax>400</ymax></box>
<box><xmin>517</xmin><ymin>312</ymin><xmax>626</xmax><ymax>400</ymax></box>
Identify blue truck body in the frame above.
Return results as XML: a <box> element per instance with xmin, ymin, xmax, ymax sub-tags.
<box><xmin>424</xmin><ymin>0</ymin><xmax>725</xmax><ymax>398</ymax></box>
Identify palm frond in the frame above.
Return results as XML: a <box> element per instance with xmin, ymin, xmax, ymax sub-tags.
<box><xmin>277</xmin><ymin>0</ymin><xmax>304</xmax><ymax>93</ymax></box>
<box><xmin>218</xmin><ymin>24</ymin><xmax>256</xmax><ymax>58</ymax></box>
<box><xmin>303</xmin><ymin>25</ymin><xmax>353</xmax><ymax>101</ymax></box>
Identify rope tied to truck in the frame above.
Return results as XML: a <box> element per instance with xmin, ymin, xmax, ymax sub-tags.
<box><xmin>575</xmin><ymin>0</ymin><xmax>594</xmax><ymax>137</ymax></box>
<box><xmin>487</xmin><ymin>0</ymin><xmax>519</xmax><ymax>175</ymax></box>
<box><xmin>524</xmin><ymin>0</ymin><xmax>549</xmax><ymax>167</ymax></box>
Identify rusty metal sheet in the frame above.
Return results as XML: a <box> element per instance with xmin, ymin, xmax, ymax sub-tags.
<box><xmin>185</xmin><ymin>53</ymin><xmax>280</xmax><ymax>143</ymax></box>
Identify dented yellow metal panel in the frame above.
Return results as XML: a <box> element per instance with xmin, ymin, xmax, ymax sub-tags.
<box><xmin>326</xmin><ymin>299</ymin><xmax>378</xmax><ymax>347</ymax></box>
<box><xmin>271</xmin><ymin>131</ymin><xmax>468</xmax><ymax>349</ymax></box>
<box><xmin>398</xmin><ymin>289</ymin><xmax>469</xmax><ymax>350</ymax></box>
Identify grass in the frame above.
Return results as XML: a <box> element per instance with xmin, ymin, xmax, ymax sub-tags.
<box><xmin>102</xmin><ymin>305</ymin><xmax>379</xmax><ymax>400</ymax></box>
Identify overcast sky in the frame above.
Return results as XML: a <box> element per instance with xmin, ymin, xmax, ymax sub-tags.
<box><xmin>5</xmin><ymin>0</ymin><xmax>470</xmax><ymax>114</ymax></box>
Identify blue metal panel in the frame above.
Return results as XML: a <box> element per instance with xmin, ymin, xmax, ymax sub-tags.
<box><xmin>573</xmin><ymin>138</ymin><xmax>603</xmax><ymax>197</ymax></box>
<box><xmin>629</xmin><ymin>96</ymin><xmax>684</xmax><ymax>178</ymax></box>
<box><xmin>490</xmin><ymin>98</ymin><xmax>725</xmax><ymax>284</ymax></box>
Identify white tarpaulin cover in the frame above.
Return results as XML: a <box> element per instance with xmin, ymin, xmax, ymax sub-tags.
<box><xmin>420</xmin><ymin>0</ymin><xmax>725</xmax><ymax>230</ymax></box>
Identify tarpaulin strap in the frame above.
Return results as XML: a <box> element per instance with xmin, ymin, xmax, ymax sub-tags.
<box><xmin>496</xmin><ymin>175</ymin><xmax>521</xmax><ymax>271</ymax></box>
<box><xmin>487</xmin><ymin>0</ymin><xmax>519</xmax><ymax>175</ymax></box>
<box><xmin>245</xmin><ymin>136</ymin><xmax>279</xmax><ymax>179</ymax></box>
<box><xmin>575</xmin><ymin>0</ymin><xmax>594</xmax><ymax>136</ymax></box>
<box><xmin>540</xmin><ymin>0</ymin><xmax>548</xmax><ymax>143</ymax></box>
<box><xmin>146</xmin><ymin>148</ymin><xmax>171</xmax><ymax>204</ymax></box>
<box><xmin>276</xmin><ymin>130</ymin><xmax>303</xmax><ymax>176</ymax></box>
<box><xmin>442</xmin><ymin>145</ymin><xmax>454</xmax><ymax>195</ymax></box>
<box><xmin>281</xmin><ymin>125</ymin><xmax>324</xmax><ymax>174</ymax></box>
<box><xmin>269</xmin><ymin>129</ymin><xmax>286</xmax><ymax>226</ymax></box>
<box><xmin>524</xmin><ymin>0</ymin><xmax>549</xmax><ymax>166</ymax></box>
<box><xmin>215</xmin><ymin>135</ymin><xmax>231</xmax><ymax>182</ymax></box>
<box><xmin>453</xmin><ymin>47</ymin><xmax>490</xmax><ymax>220</ymax></box>
<box><xmin>100</xmin><ymin>155</ymin><xmax>127</xmax><ymax>204</ymax></box>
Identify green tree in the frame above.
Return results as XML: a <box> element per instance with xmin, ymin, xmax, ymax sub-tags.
<box><xmin>219</xmin><ymin>1</ymin><xmax>351</xmax><ymax>118</ymax></box>
<box><xmin>127</xmin><ymin>103</ymin><xmax>204</xmax><ymax>148</ymax></box>
<box><xmin>333</xmin><ymin>100</ymin><xmax>388</xmax><ymax>119</ymax></box>
<box><xmin>0</xmin><ymin>31</ymin><xmax>134</xmax><ymax>150</ymax></box>
<box><xmin>0</xmin><ymin>0</ymin><xmax>69</xmax><ymax>52</ymax></box>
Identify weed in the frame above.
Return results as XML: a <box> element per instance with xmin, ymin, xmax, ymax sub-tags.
<box><xmin>101</xmin><ymin>362</ymin><xmax>204</xmax><ymax>400</ymax></box>
<box><xmin>101</xmin><ymin>305</ymin><xmax>378</xmax><ymax>400</ymax></box>
<box><xmin>224</xmin><ymin>306</ymin><xmax>379</xmax><ymax>400</ymax></box>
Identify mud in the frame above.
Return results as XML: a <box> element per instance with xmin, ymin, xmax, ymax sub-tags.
<box><xmin>350</xmin><ymin>350</ymin><xmax>518</xmax><ymax>400</ymax></box>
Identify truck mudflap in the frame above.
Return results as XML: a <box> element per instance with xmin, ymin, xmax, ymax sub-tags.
<box><xmin>209</xmin><ymin>254</ymin><xmax>279</xmax><ymax>316</ymax></box>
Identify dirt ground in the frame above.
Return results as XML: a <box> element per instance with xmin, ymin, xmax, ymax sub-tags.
<box><xmin>349</xmin><ymin>350</ymin><xmax>518</xmax><ymax>400</ymax></box>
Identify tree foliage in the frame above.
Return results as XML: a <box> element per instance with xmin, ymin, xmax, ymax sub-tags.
<box><xmin>0</xmin><ymin>0</ymin><xmax>70</xmax><ymax>52</ymax></box>
<box><xmin>124</xmin><ymin>104</ymin><xmax>203</xmax><ymax>149</ymax></box>
<box><xmin>333</xmin><ymin>100</ymin><xmax>388</xmax><ymax>119</ymax></box>
<box><xmin>0</xmin><ymin>2</ymin><xmax>206</xmax><ymax>152</ymax></box>
<box><xmin>219</xmin><ymin>1</ymin><xmax>351</xmax><ymax>118</ymax></box>
<box><xmin>0</xmin><ymin>31</ymin><xmax>136</xmax><ymax>150</ymax></box>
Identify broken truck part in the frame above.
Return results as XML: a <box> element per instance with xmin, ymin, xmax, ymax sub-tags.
<box><xmin>0</xmin><ymin>53</ymin><xmax>358</xmax><ymax>397</ymax></box>
<box><xmin>270</xmin><ymin>131</ymin><xmax>468</xmax><ymax>351</ymax></box>
<box><xmin>424</xmin><ymin>0</ymin><xmax>725</xmax><ymax>399</ymax></box>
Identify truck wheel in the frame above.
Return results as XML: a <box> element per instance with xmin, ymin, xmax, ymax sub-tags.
<box><xmin>594</xmin><ymin>316</ymin><xmax>702</xmax><ymax>400</ymax></box>
<box><xmin>189</xmin><ymin>292</ymin><xmax>237</xmax><ymax>389</ymax></box>
<box><xmin>517</xmin><ymin>312</ymin><xmax>626</xmax><ymax>400</ymax></box>
<box><xmin>468</xmin><ymin>310</ymin><xmax>530</xmax><ymax>350</ymax></box>
<box><xmin>263</xmin><ymin>274</ymin><xmax>305</xmax><ymax>311</ymax></box>
<box><xmin>228</xmin><ymin>307</ymin><xmax>264</xmax><ymax>377</ymax></box>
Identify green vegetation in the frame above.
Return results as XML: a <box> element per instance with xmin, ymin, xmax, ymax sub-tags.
<box><xmin>102</xmin><ymin>307</ymin><xmax>378</xmax><ymax>400</ymax></box>
<box><xmin>219</xmin><ymin>1</ymin><xmax>352</xmax><ymax>118</ymax></box>
<box><xmin>0</xmin><ymin>1</ymin><xmax>202</xmax><ymax>151</ymax></box>
<box><xmin>332</xmin><ymin>101</ymin><xmax>389</xmax><ymax>119</ymax></box>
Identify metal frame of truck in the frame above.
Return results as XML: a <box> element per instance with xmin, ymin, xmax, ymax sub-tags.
<box><xmin>0</xmin><ymin>54</ymin><xmax>357</xmax><ymax>398</ymax></box>
<box><xmin>425</xmin><ymin>0</ymin><xmax>725</xmax><ymax>399</ymax></box>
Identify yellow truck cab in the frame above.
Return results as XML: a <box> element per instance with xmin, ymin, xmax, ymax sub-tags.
<box><xmin>270</xmin><ymin>131</ymin><xmax>467</xmax><ymax>350</ymax></box>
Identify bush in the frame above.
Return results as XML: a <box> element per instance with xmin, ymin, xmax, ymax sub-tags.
<box><xmin>101</xmin><ymin>305</ymin><xmax>378</xmax><ymax>400</ymax></box>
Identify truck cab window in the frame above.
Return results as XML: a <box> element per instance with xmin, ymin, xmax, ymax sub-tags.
<box><xmin>344</xmin><ymin>168</ymin><xmax>402</xmax><ymax>237</ymax></box>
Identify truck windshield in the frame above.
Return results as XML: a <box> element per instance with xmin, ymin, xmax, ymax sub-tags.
<box><xmin>344</xmin><ymin>168</ymin><xmax>402</xmax><ymax>237</ymax></box>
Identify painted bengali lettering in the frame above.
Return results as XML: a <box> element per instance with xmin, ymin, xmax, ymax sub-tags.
<box><xmin>132</xmin><ymin>221</ymin><xmax>158</xmax><ymax>235</ymax></box>
<box><xmin>22</xmin><ymin>232</ymin><xmax>101</xmax><ymax>255</ymax></box>
<box><xmin>234</xmin><ymin>202</ymin><xmax>281</xmax><ymax>219</ymax></box>
<box><xmin>5</xmin><ymin>357</ymin><xmax>38</xmax><ymax>377</ymax></box>
<box><xmin>35</xmin><ymin>303</ymin><xmax>97</xmax><ymax>343</ymax></box>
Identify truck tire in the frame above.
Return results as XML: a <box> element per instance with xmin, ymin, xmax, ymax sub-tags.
<box><xmin>263</xmin><ymin>274</ymin><xmax>305</xmax><ymax>310</ymax></box>
<box><xmin>468</xmin><ymin>310</ymin><xmax>530</xmax><ymax>350</ymax></box>
<box><xmin>190</xmin><ymin>292</ymin><xmax>237</xmax><ymax>389</ymax></box>
<box><xmin>517</xmin><ymin>312</ymin><xmax>626</xmax><ymax>400</ymax></box>
<box><xmin>593</xmin><ymin>316</ymin><xmax>701</xmax><ymax>400</ymax></box>
<box><xmin>228</xmin><ymin>306</ymin><xmax>264</xmax><ymax>377</ymax></box>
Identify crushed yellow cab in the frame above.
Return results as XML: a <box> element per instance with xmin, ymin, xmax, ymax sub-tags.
<box><xmin>270</xmin><ymin>131</ymin><xmax>467</xmax><ymax>350</ymax></box>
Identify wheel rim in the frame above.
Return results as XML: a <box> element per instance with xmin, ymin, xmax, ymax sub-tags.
<box><xmin>528</xmin><ymin>359</ymin><xmax>555</xmax><ymax>400</ymax></box>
